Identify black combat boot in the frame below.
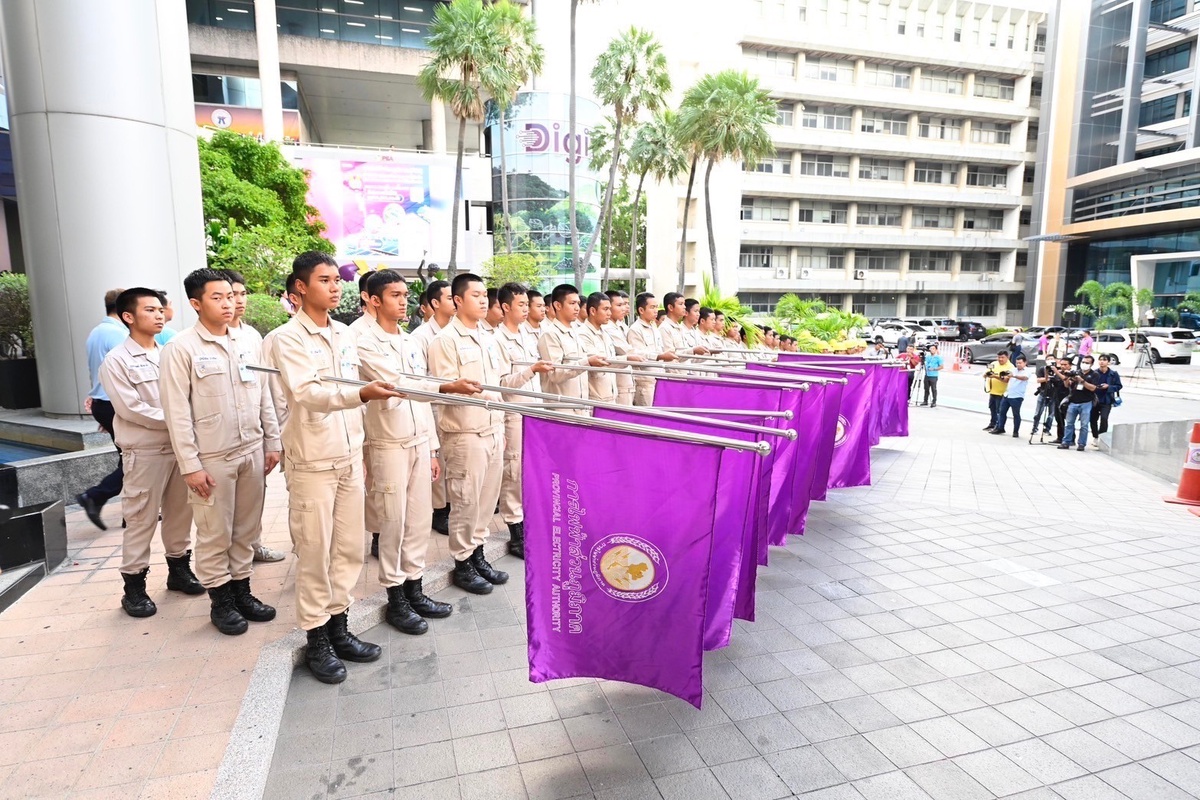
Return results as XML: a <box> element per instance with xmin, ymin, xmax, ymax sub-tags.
<box><xmin>452</xmin><ymin>557</ymin><xmax>493</xmax><ymax>595</ymax></box>
<box><xmin>326</xmin><ymin>612</ymin><xmax>382</xmax><ymax>662</ymax></box>
<box><xmin>385</xmin><ymin>586</ymin><xmax>429</xmax><ymax>635</ymax></box>
<box><xmin>506</xmin><ymin>522</ymin><xmax>525</xmax><ymax>560</ymax></box>
<box><xmin>120</xmin><ymin>569</ymin><xmax>157</xmax><ymax>618</ymax></box>
<box><xmin>305</xmin><ymin>625</ymin><xmax>346</xmax><ymax>684</ymax></box>
<box><xmin>431</xmin><ymin>505</ymin><xmax>450</xmax><ymax>535</ymax></box>
<box><xmin>370</xmin><ymin>532</ymin><xmax>379</xmax><ymax>559</ymax></box>
<box><xmin>164</xmin><ymin>550</ymin><xmax>204</xmax><ymax>595</ymax></box>
<box><xmin>403</xmin><ymin>577</ymin><xmax>453</xmax><ymax>618</ymax></box>
<box><xmin>230</xmin><ymin>578</ymin><xmax>276</xmax><ymax>622</ymax></box>
<box><xmin>471</xmin><ymin>546</ymin><xmax>509</xmax><ymax>585</ymax></box>
<box><xmin>208</xmin><ymin>583</ymin><xmax>248</xmax><ymax>636</ymax></box>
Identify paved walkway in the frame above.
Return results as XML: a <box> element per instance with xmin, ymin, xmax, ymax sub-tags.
<box><xmin>4</xmin><ymin>404</ymin><xmax>1199</xmax><ymax>798</ymax></box>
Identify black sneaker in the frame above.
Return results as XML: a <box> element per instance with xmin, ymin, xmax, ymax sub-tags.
<box><xmin>1057</xmin><ymin>443</ymin><xmax>1070</xmax><ymax>450</ymax></box>
<box><xmin>1077</xmin><ymin>445</ymin><xmax>1086</xmax><ymax>452</ymax></box>
<box><xmin>990</xmin><ymin>429</ymin><xmax>1005</xmax><ymax>435</ymax></box>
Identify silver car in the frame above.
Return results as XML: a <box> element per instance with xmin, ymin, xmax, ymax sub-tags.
<box><xmin>962</xmin><ymin>333</ymin><xmax>1038</xmax><ymax>365</ymax></box>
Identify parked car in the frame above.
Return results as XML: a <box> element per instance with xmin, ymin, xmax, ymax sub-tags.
<box><xmin>870</xmin><ymin>322</ymin><xmax>935</xmax><ymax>347</ymax></box>
<box><xmin>962</xmin><ymin>333</ymin><xmax>1038</xmax><ymax>365</ymax></box>
<box><xmin>1180</xmin><ymin>312</ymin><xmax>1200</xmax><ymax>331</ymax></box>
<box><xmin>957</xmin><ymin>321</ymin><xmax>987</xmax><ymax>341</ymax></box>
<box><xmin>906</xmin><ymin>318</ymin><xmax>959</xmax><ymax>340</ymax></box>
<box><xmin>1092</xmin><ymin>328</ymin><xmax>1196</xmax><ymax>364</ymax></box>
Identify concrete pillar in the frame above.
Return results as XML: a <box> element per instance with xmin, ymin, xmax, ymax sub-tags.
<box><xmin>0</xmin><ymin>0</ymin><xmax>206</xmax><ymax>416</ymax></box>
<box><xmin>430</xmin><ymin>99</ymin><xmax>448</xmax><ymax>154</ymax></box>
<box><xmin>255</xmin><ymin>0</ymin><xmax>284</xmax><ymax>142</ymax></box>
<box><xmin>1118</xmin><ymin>0</ymin><xmax>1151</xmax><ymax>163</ymax></box>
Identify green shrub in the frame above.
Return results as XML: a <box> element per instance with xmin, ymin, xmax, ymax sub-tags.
<box><xmin>0</xmin><ymin>272</ymin><xmax>34</xmax><ymax>358</ymax></box>
<box><xmin>243</xmin><ymin>293</ymin><xmax>289</xmax><ymax>337</ymax></box>
<box><xmin>985</xmin><ymin>326</ymin><xmax>1010</xmax><ymax>336</ymax></box>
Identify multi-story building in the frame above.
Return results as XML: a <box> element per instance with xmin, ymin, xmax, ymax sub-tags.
<box><xmin>723</xmin><ymin>0</ymin><xmax>1048</xmax><ymax>326</ymax></box>
<box><xmin>1029</xmin><ymin>0</ymin><xmax>1200</xmax><ymax>325</ymax></box>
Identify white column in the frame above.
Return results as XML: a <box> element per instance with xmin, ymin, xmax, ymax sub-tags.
<box><xmin>430</xmin><ymin>99</ymin><xmax>448</xmax><ymax>154</ymax></box>
<box><xmin>0</xmin><ymin>0</ymin><xmax>206</xmax><ymax>416</ymax></box>
<box><xmin>255</xmin><ymin>0</ymin><xmax>284</xmax><ymax>142</ymax></box>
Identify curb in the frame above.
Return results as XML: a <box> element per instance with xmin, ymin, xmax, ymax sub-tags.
<box><xmin>210</xmin><ymin>533</ymin><xmax>514</xmax><ymax>800</ymax></box>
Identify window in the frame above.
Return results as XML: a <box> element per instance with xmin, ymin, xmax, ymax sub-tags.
<box><xmin>961</xmin><ymin>253</ymin><xmax>1002</xmax><ymax>272</ymax></box>
<box><xmin>966</xmin><ymin>165</ymin><xmax>1008</xmax><ymax>189</ymax></box>
<box><xmin>963</xmin><ymin>294</ymin><xmax>998</xmax><ymax>316</ymax></box>
<box><xmin>963</xmin><ymin>209</ymin><xmax>1004</xmax><ymax>231</ymax></box>
<box><xmin>1139</xmin><ymin>94</ymin><xmax>1186</xmax><ymax>126</ymax></box>
<box><xmin>917</xmin><ymin>23</ymin><xmax>925</xmax><ymax>37</ymax></box>
<box><xmin>746</xmin><ymin>154</ymin><xmax>793</xmax><ymax>174</ymax></box>
<box><xmin>918</xmin><ymin>116</ymin><xmax>962</xmax><ymax>141</ymax></box>
<box><xmin>909</xmin><ymin>252</ymin><xmax>951</xmax><ymax>272</ymax></box>
<box><xmin>741</xmin><ymin>197</ymin><xmax>791</xmax><ymax>222</ymax></box>
<box><xmin>739</xmin><ymin>245</ymin><xmax>785</xmax><ymax>269</ymax></box>
<box><xmin>1151</xmin><ymin>0</ymin><xmax>1188</xmax><ymax>24</ymax></box>
<box><xmin>804</xmin><ymin>57</ymin><xmax>854</xmax><ymax>82</ymax></box>
<box><xmin>1007</xmin><ymin>293</ymin><xmax>1025</xmax><ymax>311</ymax></box>
<box><xmin>798</xmin><ymin>201</ymin><xmax>849</xmax><ymax>223</ymax></box>
<box><xmin>803</xmin><ymin>106</ymin><xmax>853</xmax><ymax>130</ymax></box>
<box><xmin>795</xmin><ymin>247</ymin><xmax>846</xmax><ymax>269</ymax></box>
<box><xmin>858</xmin><ymin>158</ymin><xmax>905</xmax><ymax>181</ymax></box>
<box><xmin>856</xmin><ymin>204</ymin><xmax>902</xmax><ymax>226</ymax></box>
<box><xmin>744</xmin><ymin>48</ymin><xmax>797</xmax><ymax>78</ymax></box>
<box><xmin>741</xmin><ymin>292</ymin><xmax>788</xmax><ymax>314</ymax></box>
<box><xmin>1034</xmin><ymin>32</ymin><xmax>1046</xmax><ymax>52</ymax></box>
<box><xmin>853</xmin><ymin>296</ymin><xmax>899</xmax><ymax>317</ymax></box>
<box><xmin>920</xmin><ymin>71</ymin><xmax>965</xmax><ymax>95</ymax></box>
<box><xmin>856</xmin><ymin>249</ymin><xmax>901</xmax><ymax>270</ymax></box>
<box><xmin>974</xmin><ymin>75</ymin><xmax>1016</xmax><ymax>100</ymax></box>
<box><xmin>862</xmin><ymin>64</ymin><xmax>912</xmax><ymax>89</ymax></box>
<box><xmin>897</xmin><ymin>21</ymin><xmax>906</xmax><ymax>34</ymax></box>
<box><xmin>908</xmin><ymin>294</ymin><xmax>950</xmax><ymax>315</ymax></box>
<box><xmin>799</xmin><ymin>152</ymin><xmax>851</xmax><ymax>177</ymax></box>
<box><xmin>776</xmin><ymin>102</ymin><xmax>795</xmax><ymax>126</ymax></box>
<box><xmin>861</xmin><ymin>110</ymin><xmax>909</xmax><ymax>135</ymax></box>
<box><xmin>914</xmin><ymin>161</ymin><xmax>957</xmax><ymax>184</ymax></box>
<box><xmin>1031</xmin><ymin>80</ymin><xmax>1042</xmax><ymax>99</ymax></box>
<box><xmin>953</xmin><ymin>28</ymin><xmax>961</xmax><ymax>42</ymax></box>
<box><xmin>912</xmin><ymin>207</ymin><xmax>955</xmax><ymax>229</ymax></box>
<box><xmin>971</xmin><ymin>121</ymin><xmax>1012</xmax><ymax>145</ymax></box>
<box><xmin>1019</xmin><ymin>209</ymin><xmax>1032</xmax><ymax>226</ymax></box>
<box><xmin>1146</xmin><ymin>43</ymin><xmax>1193</xmax><ymax>78</ymax></box>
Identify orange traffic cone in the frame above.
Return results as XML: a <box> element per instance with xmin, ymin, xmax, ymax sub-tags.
<box><xmin>1164</xmin><ymin>422</ymin><xmax>1200</xmax><ymax>518</ymax></box>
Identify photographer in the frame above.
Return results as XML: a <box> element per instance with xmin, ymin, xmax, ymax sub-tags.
<box><xmin>983</xmin><ymin>351</ymin><xmax>1014</xmax><ymax>432</ymax></box>
<box><xmin>1089</xmin><ymin>354</ymin><xmax>1123</xmax><ymax>448</ymax></box>
<box><xmin>992</xmin><ymin>354</ymin><xmax>1030</xmax><ymax>437</ymax></box>
<box><xmin>1059</xmin><ymin>355</ymin><xmax>1099</xmax><ymax>451</ymax></box>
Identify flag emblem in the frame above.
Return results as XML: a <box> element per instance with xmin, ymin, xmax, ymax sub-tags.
<box><xmin>834</xmin><ymin>415</ymin><xmax>849</xmax><ymax>448</ymax></box>
<box><xmin>590</xmin><ymin>534</ymin><xmax>668</xmax><ymax>603</ymax></box>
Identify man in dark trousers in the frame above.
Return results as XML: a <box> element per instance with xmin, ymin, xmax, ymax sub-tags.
<box><xmin>77</xmin><ymin>288</ymin><xmax>128</xmax><ymax>529</ymax></box>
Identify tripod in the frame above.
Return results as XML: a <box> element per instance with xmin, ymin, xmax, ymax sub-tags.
<box><xmin>1131</xmin><ymin>341</ymin><xmax>1158</xmax><ymax>383</ymax></box>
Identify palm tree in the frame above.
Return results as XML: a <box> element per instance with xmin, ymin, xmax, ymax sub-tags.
<box><xmin>586</xmin><ymin>117</ymin><xmax>631</xmax><ymax>291</ymax></box>
<box><xmin>678</xmin><ymin>71</ymin><xmax>775</xmax><ymax>294</ymax></box>
<box><xmin>1073</xmin><ymin>280</ymin><xmax>1134</xmax><ymax>329</ymax></box>
<box><xmin>418</xmin><ymin>0</ymin><xmax>506</xmax><ymax>277</ymax></box>
<box><xmin>490</xmin><ymin>2</ymin><xmax>544</xmax><ymax>254</ymax></box>
<box><xmin>623</xmin><ymin>110</ymin><xmax>687</xmax><ymax>304</ymax></box>
<box><xmin>577</xmin><ymin>28</ymin><xmax>671</xmax><ymax>286</ymax></box>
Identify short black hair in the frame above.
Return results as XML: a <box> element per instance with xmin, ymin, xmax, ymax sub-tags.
<box><xmin>586</xmin><ymin>292</ymin><xmax>608</xmax><ymax>312</ymax></box>
<box><xmin>284</xmin><ymin>273</ymin><xmax>300</xmax><ymax>296</ymax></box>
<box><xmin>497</xmin><ymin>282</ymin><xmax>527</xmax><ymax>308</ymax></box>
<box><xmin>698</xmin><ymin>307</ymin><xmax>714</xmax><ymax>322</ymax></box>
<box><xmin>357</xmin><ymin>271</ymin><xmax>371</xmax><ymax>306</ymax></box>
<box><xmin>663</xmin><ymin>292</ymin><xmax>683</xmax><ymax>308</ymax></box>
<box><xmin>183</xmin><ymin>268</ymin><xmax>232</xmax><ymax>301</ymax></box>
<box><xmin>684</xmin><ymin>299</ymin><xmax>700</xmax><ymax>312</ymax></box>
<box><xmin>366</xmin><ymin>269</ymin><xmax>405</xmax><ymax>299</ymax></box>
<box><xmin>656</xmin><ymin>309</ymin><xmax>667</xmax><ymax>320</ymax></box>
<box><xmin>550</xmin><ymin>283</ymin><xmax>579</xmax><ymax>306</ymax></box>
<box><xmin>221</xmin><ymin>269</ymin><xmax>246</xmax><ymax>288</ymax></box>
<box><xmin>451</xmin><ymin>272</ymin><xmax>485</xmax><ymax>299</ymax></box>
<box><xmin>424</xmin><ymin>279</ymin><xmax>450</xmax><ymax>306</ymax></box>
<box><xmin>635</xmin><ymin>292</ymin><xmax>654</xmax><ymax>311</ymax></box>
<box><xmin>487</xmin><ymin>287</ymin><xmax>499</xmax><ymax>308</ymax></box>
<box><xmin>115</xmin><ymin>288</ymin><xmax>163</xmax><ymax>327</ymax></box>
<box><xmin>292</xmin><ymin>251</ymin><xmax>338</xmax><ymax>284</ymax></box>
<box><xmin>605</xmin><ymin>289</ymin><xmax>628</xmax><ymax>302</ymax></box>
<box><xmin>1015</xmin><ymin>354</ymin><xmax>1028</xmax><ymax>363</ymax></box>
<box><xmin>527</xmin><ymin>288</ymin><xmax>543</xmax><ymax>302</ymax></box>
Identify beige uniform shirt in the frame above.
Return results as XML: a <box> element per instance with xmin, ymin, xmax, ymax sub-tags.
<box><xmin>260</xmin><ymin>327</ymin><xmax>290</xmax><ymax>430</ymax></box>
<box><xmin>160</xmin><ymin>323</ymin><xmax>281</xmax><ymax>475</ymax></box>
<box><xmin>356</xmin><ymin>316</ymin><xmax>440</xmax><ymax>450</ymax></box>
<box><xmin>270</xmin><ymin>309</ymin><xmax>366</xmax><ymax>470</ymax></box>
<box><xmin>577</xmin><ymin>322</ymin><xmax>617</xmax><ymax>403</ymax></box>
<box><xmin>659</xmin><ymin>317</ymin><xmax>687</xmax><ymax>354</ymax></box>
<box><xmin>603</xmin><ymin>320</ymin><xmax>636</xmax><ymax>391</ymax></box>
<box><xmin>427</xmin><ymin>316</ymin><xmax>505</xmax><ymax>435</ymax></box>
<box><xmin>627</xmin><ymin>319</ymin><xmax>666</xmax><ymax>384</ymax></box>
<box><xmin>99</xmin><ymin>338</ymin><xmax>170</xmax><ymax>452</ymax></box>
<box><xmin>493</xmin><ymin>324</ymin><xmax>542</xmax><ymax>402</ymax></box>
<box><xmin>520</xmin><ymin>321</ymin><xmax>543</xmax><ymax>343</ymax></box>
<box><xmin>409</xmin><ymin>319</ymin><xmax>444</xmax><ymax>370</ymax></box>
<box><xmin>537</xmin><ymin>318</ymin><xmax>589</xmax><ymax>400</ymax></box>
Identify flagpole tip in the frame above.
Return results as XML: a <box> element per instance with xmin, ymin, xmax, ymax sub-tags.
<box><xmin>783</xmin><ymin>430</ymin><xmax>798</xmax><ymax>441</ymax></box>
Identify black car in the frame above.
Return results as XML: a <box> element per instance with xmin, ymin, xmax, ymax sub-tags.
<box><xmin>957</xmin><ymin>321</ymin><xmax>987</xmax><ymax>341</ymax></box>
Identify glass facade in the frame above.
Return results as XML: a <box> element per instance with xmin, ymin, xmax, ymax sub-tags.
<box><xmin>1066</xmin><ymin>227</ymin><xmax>1200</xmax><ymax>306</ymax></box>
<box><xmin>186</xmin><ymin>0</ymin><xmax>440</xmax><ymax>50</ymax></box>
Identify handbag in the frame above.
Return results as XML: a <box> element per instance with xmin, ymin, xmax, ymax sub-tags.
<box><xmin>1113</xmin><ymin>392</ymin><xmax>1122</xmax><ymax>408</ymax></box>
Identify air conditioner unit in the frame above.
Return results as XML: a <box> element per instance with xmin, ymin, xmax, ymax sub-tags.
<box><xmin>775</xmin><ymin>267</ymin><xmax>789</xmax><ymax>279</ymax></box>
<box><xmin>800</xmin><ymin>268</ymin><xmax>811</xmax><ymax>279</ymax></box>
<box><xmin>855</xmin><ymin>269</ymin><xmax>867</xmax><ymax>280</ymax></box>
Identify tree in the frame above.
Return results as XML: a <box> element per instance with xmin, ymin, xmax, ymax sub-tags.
<box><xmin>698</xmin><ymin>274</ymin><xmax>759</xmax><ymax>346</ymax></box>
<box><xmin>418</xmin><ymin>0</ymin><xmax>508</xmax><ymax>277</ymax></box>
<box><xmin>1178</xmin><ymin>291</ymin><xmax>1200</xmax><ymax>313</ymax></box>
<box><xmin>1073</xmin><ymin>280</ymin><xmax>1134</xmax><ymax>329</ymax></box>
<box><xmin>482</xmin><ymin>252</ymin><xmax>542</xmax><ymax>287</ymax></box>
<box><xmin>198</xmin><ymin>131</ymin><xmax>332</xmax><ymax>294</ymax></box>
<box><xmin>578</xmin><ymin>28</ymin><xmax>671</xmax><ymax>288</ymax></box>
<box><xmin>678</xmin><ymin>71</ymin><xmax>775</xmax><ymax>293</ymax></box>
<box><xmin>490</xmin><ymin>3</ymin><xmax>544</xmax><ymax>254</ymax></box>
<box><xmin>774</xmin><ymin>294</ymin><xmax>868</xmax><ymax>343</ymax></box>
<box><xmin>623</xmin><ymin>110</ymin><xmax>687</xmax><ymax>306</ymax></box>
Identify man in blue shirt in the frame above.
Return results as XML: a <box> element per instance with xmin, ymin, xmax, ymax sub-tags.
<box><xmin>77</xmin><ymin>288</ymin><xmax>129</xmax><ymax>529</ymax></box>
<box><xmin>1089</xmin><ymin>354</ymin><xmax>1123</xmax><ymax>448</ymax></box>
<box><xmin>154</xmin><ymin>291</ymin><xmax>179</xmax><ymax>346</ymax></box>
<box><xmin>919</xmin><ymin>344</ymin><xmax>944</xmax><ymax>407</ymax></box>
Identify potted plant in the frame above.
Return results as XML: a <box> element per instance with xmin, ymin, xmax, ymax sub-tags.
<box><xmin>0</xmin><ymin>273</ymin><xmax>39</xmax><ymax>409</ymax></box>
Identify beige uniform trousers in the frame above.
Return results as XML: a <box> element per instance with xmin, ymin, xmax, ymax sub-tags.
<box><xmin>432</xmin><ymin>466</ymin><xmax>448</xmax><ymax>510</ymax></box>
<box><xmin>633</xmin><ymin>381</ymin><xmax>656</xmax><ymax>407</ymax></box>
<box><xmin>121</xmin><ymin>449</ymin><xmax>193</xmax><ymax>574</ymax></box>
<box><xmin>369</xmin><ymin>442</ymin><xmax>433</xmax><ymax>586</ymax></box>
<box><xmin>363</xmin><ymin>442</ymin><xmax>382</xmax><ymax>534</ymax></box>
<box><xmin>190</xmin><ymin>449</ymin><xmax>264</xmax><ymax>588</ymax></box>
<box><xmin>499</xmin><ymin>413</ymin><xmax>523</xmax><ymax>524</ymax></box>
<box><xmin>617</xmin><ymin>383</ymin><xmax>635</xmax><ymax>406</ymax></box>
<box><xmin>287</xmin><ymin>456</ymin><xmax>365</xmax><ymax>630</ymax></box>
<box><xmin>442</xmin><ymin>430</ymin><xmax>503</xmax><ymax>561</ymax></box>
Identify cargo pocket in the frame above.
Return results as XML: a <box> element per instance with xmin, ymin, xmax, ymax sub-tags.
<box><xmin>121</xmin><ymin>486</ymin><xmax>151</xmax><ymax>525</ymax></box>
<box><xmin>288</xmin><ymin>496</ymin><xmax>316</xmax><ymax>548</ymax></box>
<box><xmin>374</xmin><ymin>481</ymin><xmax>399</xmax><ymax>522</ymax></box>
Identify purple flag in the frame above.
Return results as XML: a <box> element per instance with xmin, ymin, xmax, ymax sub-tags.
<box><xmin>523</xmin><ymin>417</ymin><xmax>722</xmax><ymax>707</ymax></box>
<box><xmin>881</xmin><ymin>367</ymin><xmax>911</xmax><ymax>437</ymax></box>
<box><xmin>822</xmin><ymin>370</ymin><xmax>872</xmax><ymax>488</ymax></box>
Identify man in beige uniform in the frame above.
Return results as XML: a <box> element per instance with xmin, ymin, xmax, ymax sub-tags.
<box><xmin>522</xmin><ymin>289</ymin><xmax>546</xmax><ymax>342</ymax></box>
<box><xmin>493</xmin><ymin>283</ymin><xmax>552</xmax><ymax>559</ymax></box>
<box><xmin>411</xmin><ymin>279</ymin><xmax>453</xmax><ymax>535</ymax></box>
<box><xmin>537</xmin><ymin>284</ymin><xmax>606</xmax><ymax>413</ymax></box>
<box><xmin>627</xmin><ymin>292</ymin><xmax>678</xmax><ymax>406</ymax></box>
<box><xmin>603</xmin><ymin>290</ymin><xmax>640</xmax><ymax>406</ymax></box>
<box><xmin>428</xmin><ymin>273</ymin><xmax>512</xmax><ymax>595</ymax></box>
<box><xmin>357</xmin><ymin>270</ymin><xmax>481</xmax><ymax>633</ymax></box>
<box><xmin>160</xmin><ymin>270</ymin><xmax>281</xmax><ymax>637</ymax></box>
<box><xmin>659</xmin><ymin>292</ymin><xmax>709</xmax><ymax>357</ymax></box>
<box><xmin>577</xmin><ymin>292</ymin><xmax>618</xmax><ymax>405</ymax></box>
<box><xmin>271</xmin><ymin>252</ymin><xmax>402</xmax><ymax>684</ymax></box>
<box><xmin>100</xmin><ymin>288</ymin><xmax>203</xmax><ymax>618</ymax></box>
<box><xmin>348</xmin><ymin>271</ymin><xmax>384</xmax><ymax>559</ymax></box>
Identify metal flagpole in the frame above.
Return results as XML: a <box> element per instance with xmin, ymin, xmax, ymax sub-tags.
<box><xmin>652</xmin><ymin>408</ymin><xmax>793</xmax><ymax>419</ymax></box>
<box><xmin>247</xmin><ymin>366</ymin><xmax>772</xmax><ymax>455</ymax></box>
<box><xmin>629</xmin><ymin>359</ymin><xmax>851</xmax><ymax>384</ymax></box>
<box><xmin>511</xmin><ymin>361</ymin><xmax>814</xmax><ymax>391</ymax></box>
